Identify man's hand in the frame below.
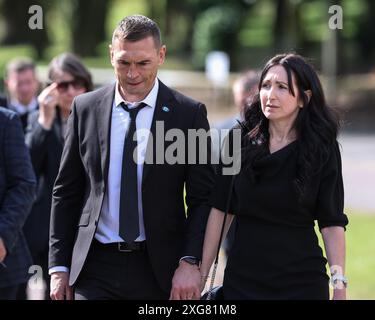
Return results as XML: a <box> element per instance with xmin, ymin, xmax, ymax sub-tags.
<box><xmin>50</xmin><ymin>272</ymin><xmax>73</xmax><ymax>300</ymax></box>
<box><xmin>169</xmin><ymin>260</ymin><xmax>201</xmax><ymax>300</ymax></box>
<box><xmin>0</xmin><ymin>238</ymin><xmax>7</xmax><ymax>263</ymax></box>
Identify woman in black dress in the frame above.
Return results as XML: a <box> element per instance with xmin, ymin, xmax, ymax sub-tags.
<box><xmin>200</xmin><ymin>53</ymin><xmax>348</xmax><ymax>300</ymax></box>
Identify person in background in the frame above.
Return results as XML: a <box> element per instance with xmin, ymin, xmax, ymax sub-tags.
<box><xmin>201</xmin><ymin>53</ymin><xmax>348</xmax><ymax>300</ymax></box>
<box><xmin>0</xmin><ymin>107</ymin><xmax>36</xmax><ymax>300</ymax></box>
<box><xmin>214</xmin><ymin>70</ymin><xmax>259</xmax><ymax>131</ymax></box>
<box><xmin>1</xmin><ymin>58</ymin><xmax>40</xmax><ymax>131</ymax></box>
<box><xmin>23</xmin><ymin>53</ymin><xmax>93</xmax><ymax>300</ymax></box>
<box><xmin>211</xmin><ymin>70</ymin><xmax>260</xmax><ymax>258</ymax></box>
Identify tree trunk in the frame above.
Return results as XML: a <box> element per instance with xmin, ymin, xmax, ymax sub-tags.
<box><xmin>357</xmin><ymin>0</ymin><xmax>375</xmax><ymax>70</ymax></box>
<box><xmin>71</xmin><ymin>0</ymin><xmax>112</xmax><ymax>57</ymax></box>
<box><xmin>273</xmin><ymin>0</ymin><xmax>299</xmax><ymax>54</ymax></box>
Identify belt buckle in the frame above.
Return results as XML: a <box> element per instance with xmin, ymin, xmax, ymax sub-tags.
<box><xmin>118</xmin><ymin>242</ymin><xmax>132</xmax><ymax>252</ymax></box>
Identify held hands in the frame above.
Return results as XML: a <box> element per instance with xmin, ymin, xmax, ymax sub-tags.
<box><xmin>50</xmin><ymin>272</ymin><xmax>73</xmax><ymax>300</ymax></box>
<box><xmin>38</xmin><ymin>83</ymin><xmax>59</xmax><ymax>130</ymax></box>
<box><xmin>169</xmin><ymin>260</ymin><xmax>201</xmax><ymax>300</ymax></box>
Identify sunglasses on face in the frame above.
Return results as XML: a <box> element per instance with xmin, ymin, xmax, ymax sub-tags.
<box><xmin>55</xmin><ymin>79</ymin><xmax>86</xmax><ymax>92</ymax></box>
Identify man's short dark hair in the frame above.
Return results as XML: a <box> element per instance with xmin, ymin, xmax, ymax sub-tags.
<box><xmin>112</xmin><ymin>15</ymin><xmax>162</xmax><ymax>48</ymax></box>
<box><xmin>5</xmin><ymin>58</ymin><xmax>36</xmax><ymax>78</ymax></box>
<box><xmin>235</xmin><ymin>70</ymin><xmax>260</xmax><ymax>93</ymax></box>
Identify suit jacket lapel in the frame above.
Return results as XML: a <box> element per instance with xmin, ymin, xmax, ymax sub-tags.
<box><xmin>142</xmin><ymin>81</ymin><xmax>175</xmax><ymax>186</ymax></box>
<box><xmin>96</xmin><ymin>84</ymin><xmax>115</xmax><ymax>183</ymax></box>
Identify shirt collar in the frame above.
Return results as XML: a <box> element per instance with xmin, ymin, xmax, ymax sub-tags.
<box><xmin>10</xmin><ymin>97</ymin><xmax>38</xmax><ymax>115</ymax></box>
<box><xmin>114</xmin><ymin>79</ymin><xmax>159</xmax><ymax>109</ymax></box>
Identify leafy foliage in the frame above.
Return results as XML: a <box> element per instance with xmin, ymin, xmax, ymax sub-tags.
<box><xmin>192</xmin><ymin>5</ymin><xmax>241</xmax><ymax>69</ymax></box>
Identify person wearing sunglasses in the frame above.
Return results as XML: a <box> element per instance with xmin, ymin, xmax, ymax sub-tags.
<box><xmin>37</xmin><ymin>53</ymin><xmax>93</xmax><ymax>135</ymax></box>
<box><xmin>22</xmin><ymin>53</ymin><xmax>93</xmax><ymax>299</ymax></box>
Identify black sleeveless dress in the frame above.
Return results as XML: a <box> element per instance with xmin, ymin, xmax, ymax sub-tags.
<box><xmin>211</xmin><ymin>141</ymin><xmax>348</xmax><ymax>300</ymax></box>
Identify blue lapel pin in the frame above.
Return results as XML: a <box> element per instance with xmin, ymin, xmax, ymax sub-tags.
<box><xmin>162</xmin><ymin>106</ymin><xmax>170</xmax><ymax>112</ymax></box>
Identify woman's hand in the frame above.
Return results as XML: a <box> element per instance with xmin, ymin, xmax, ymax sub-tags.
<box><xmin>332</xmin><ymin>288</ymin><xmax>346</xmax><ymax>300</ymax></box>
<box><xmin>38</xmin><ymin>83</ymin><xmax>59</xmax><ymax>130</ymax></box>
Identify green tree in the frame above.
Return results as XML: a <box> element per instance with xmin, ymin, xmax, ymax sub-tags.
<box><xmin>0</xmin><ymin>0</ymin><xmax>50</xmax><ymax>58</ymax></box>
<box><xmin>71</xmin><ymin>0</ymin><xmax>113</xmax><ymax>56</ymax></box>
<box><xmin>273</xmin><ymin>0</ymin><xmax>304</xmax><ymax>54</ymax></box>
<box><xmin>356</xmin><ymin>0</ymin><xmax>375</xmax><ymax>69</ymax></box>
<box><xmin>192</xmin><ymin>5</ymin><xmax>240</xmax><ymax>69</ymax></box>
<box><xmin>191</xmin><ymin>1</ymin><xmax>254</xmax><ymax>69</ymax></box>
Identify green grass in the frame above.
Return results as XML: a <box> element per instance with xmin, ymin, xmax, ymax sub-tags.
<box><xmin>316</xmin><ymin>210</ymin><xmax>375</xmax><ymax>299</ymax></box>
<box><xmin>345</xmin><ymin>210</ymin><xmax>375</xmax><ymax>299</ymax></box>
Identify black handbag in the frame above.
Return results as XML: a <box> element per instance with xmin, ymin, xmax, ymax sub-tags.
<box><xmin>201</xmin><ymin>175</ymin><xmax>235</xmax><ymax>300</ymax></box>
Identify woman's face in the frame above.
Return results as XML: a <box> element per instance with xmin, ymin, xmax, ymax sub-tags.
<box><xmin>260</xmin><ymin>65</ymin><xmax>302</xmax><ymax>124</ymax></box>
<box><xmin>53</xmin><ymin>70</ymin><xmax>87</xmax><ymax>111</ymax></box>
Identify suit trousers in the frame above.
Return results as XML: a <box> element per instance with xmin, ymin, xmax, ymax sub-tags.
<box><xmin>0</xmin><ymin>284</ymin><xmax>19</xmax><ymax>300</ymax></box>
<box><xmin>74</xmin><ymin>240</ymin><xmax>168</xmax><ymax>300</ymax></box>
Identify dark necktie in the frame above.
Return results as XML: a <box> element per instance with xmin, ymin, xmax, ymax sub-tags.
<box><xmin>119</xmin><ymin>102</ymin><xmax>146</xmax><ymax>243</ymax></box>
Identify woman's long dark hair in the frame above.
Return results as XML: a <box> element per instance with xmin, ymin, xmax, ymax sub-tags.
<box><xmin>48</xmin><ymin>53</ymin><xmax>93</xmax><ymax>92</ymax></box>
<box><xmin>241</xmin><ymin>53</ymin><xmax>339</xmax><ymax>200</ymax></box>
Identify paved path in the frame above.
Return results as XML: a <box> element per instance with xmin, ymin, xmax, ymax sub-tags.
<box><xmin>339</xmin><ymin>133</ymin><xmax>375</xmax><ymax>213</ymax></box>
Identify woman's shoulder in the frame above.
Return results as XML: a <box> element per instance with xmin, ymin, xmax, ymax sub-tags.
<box><xmin>330</xmin><ymin>140</ymin><xmax>342</xmax><ymax>161</ymax></box>
<box><xmin>321</xmin><ymin>140</ymin><xmax>342</xmax><ymax>174</ymax></box>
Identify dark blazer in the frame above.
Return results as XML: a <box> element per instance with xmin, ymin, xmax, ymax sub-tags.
<box><xmin>0</xmin><ymin>95</ymin><xmax>36</xmax><ymax>131</ymax></box>
<box><xmin>0</xmin><ymin>96</ymin><xmax>7</xmax><ymax>108</ymax></box>
<box><xmin>25</xmin><ymin>109</ymin><xmax>64</xmax><ymax>254</ymax></box>
<box><xmin>0</xmin><ymin>107</ymin><xmax>36</xmax><ymax>288</ymax></box>
<box><xmin>49</xmin><ymin>81</ymin><xmax>215</xmax><ymax>293</ymax></box>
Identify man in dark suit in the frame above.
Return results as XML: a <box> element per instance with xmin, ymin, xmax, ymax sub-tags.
<box><xmin>1</xmin><ymin>58</ymin><xmax>40</xmax><ymax>300</ymax></box>
<box><xmin>49</xmin><ymin>15</ymin><xmax>214</xmax><ymax>300</ymax></box>
<box><xmin>1</xmin><ymin>58</ymin><xmax>40</xmax><ymax>131</ymax></box>
<box><xmin>0</xmin><ymin>107</ymin><xmax>36</xmax><ymax>299</ymax></box>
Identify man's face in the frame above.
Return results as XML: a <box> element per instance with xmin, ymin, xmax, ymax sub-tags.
<box><xmin>110</xmin><ymin>36</ymin><xmax>166</xmax><ymax>102</ymax></box>
<box><xmin>5</xmin><ymin>69</ymin><xmax>39</xmax><ymax>105</ymax></box>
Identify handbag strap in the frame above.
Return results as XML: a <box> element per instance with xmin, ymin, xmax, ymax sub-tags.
<box><xmin>206</xmin><ymin>174</ymin><xmax>236</xmax><ymax>298</ymax></box>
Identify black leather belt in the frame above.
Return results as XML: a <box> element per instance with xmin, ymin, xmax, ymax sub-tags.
<box><xmin>93</xmin><ymin>239</ymin><xmax>146</xmax><ymax>252</ymax></box>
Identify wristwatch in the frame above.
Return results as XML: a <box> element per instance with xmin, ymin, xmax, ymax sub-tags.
<box><xmin>330</xmin><ymin>274</ymin><xmax>348</xmax><ymax>288</ymax></box>
<box><xmin>180</xmin><ymin>256</ymin><xmax>200</xmax><ymax>266</ymax></box>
